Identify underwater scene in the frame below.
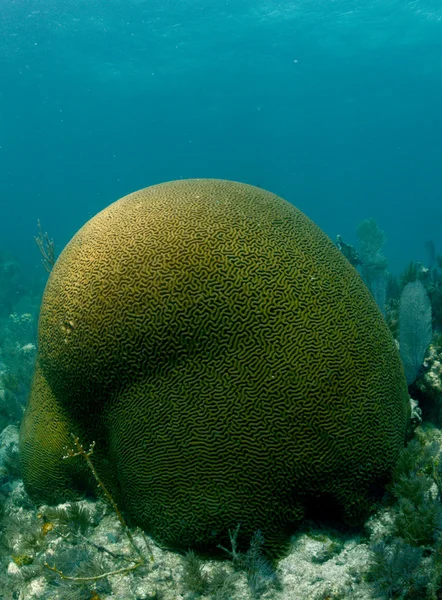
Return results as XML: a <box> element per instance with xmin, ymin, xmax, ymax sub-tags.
<box><xmin>1</xmin><ymin>1</ymin><xmax>442</xmax><ymax>599</ymax></box>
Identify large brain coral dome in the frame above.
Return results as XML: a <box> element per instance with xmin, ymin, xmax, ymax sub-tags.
<box><xmin>19</xmin><ymin>179</ymin><xmax>409</xmax><ymax>556</ymax></box>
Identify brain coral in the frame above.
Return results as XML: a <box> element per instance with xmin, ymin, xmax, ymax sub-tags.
<box><xmin>19</xmin><ymin>179</ymin><xmax>409</xmax><ymax>556</ymax></box>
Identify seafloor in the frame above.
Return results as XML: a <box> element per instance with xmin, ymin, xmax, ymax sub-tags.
<box><xmin>0</xmin><ymin>422</ymin><xmax>385</xmax><ymax>600</ymax></box>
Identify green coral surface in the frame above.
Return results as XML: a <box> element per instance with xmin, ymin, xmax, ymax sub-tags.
<box><xmin>19</xmin><ymin>179</ymin><xmax>409</xmax><ymax>557</ymax></box>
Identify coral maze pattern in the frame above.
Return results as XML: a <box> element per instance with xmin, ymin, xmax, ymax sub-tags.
<box><xmin>19</xmin><ymin>179</ymin><xmax>409</xmax><ymax>556</ymax></box>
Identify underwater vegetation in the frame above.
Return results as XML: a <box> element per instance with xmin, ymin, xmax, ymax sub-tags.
<box><xmin>413</xmin><ymin>336</ymin><xmax>442</xmax><ymax>426</ymax></box>
<box><xmin>334</xmin><ymin>223</ymin><xmax>442</xmax><ymax>598</ymax></box>
<box><xmin>339</xmin><ymin>221</ymin><xmax>439</xmax><ymax>388</ymax></box>
<box><xmin>387</xmin><ymin>243</ymin><xmax>442</xmax><ymax>338</ymax></box>
<box><xmin>399</xmin><ymin>280</ymin><xmax>433</xmax><ymax>386</ymax></box>
<box><xmin>180</xmin><ymin>525</ymin><xmax>281</xmax><ymax>600</ymax></box>
<box><xmin>364</xmin><ymin>428</ymin><xmax>442</xmax><ymax>599</ymax></box>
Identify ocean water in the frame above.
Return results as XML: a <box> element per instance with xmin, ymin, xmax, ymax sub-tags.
<box><xmin>1</xmin><ymin>0</ymin><xmax>442</xmax><ymax>273</ymax></box>
<box><xmin>1</xmin><ymin>2</ymin><xmax>442</xmax><ymax>599</ymax></box>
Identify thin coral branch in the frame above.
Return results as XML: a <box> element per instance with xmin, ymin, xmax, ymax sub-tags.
<box><xmin>63</xmin><ymin>434</ymin><xmax>145</xmax><ymax>562</ymax></box>
<box><xmin>44</xmin><ymin>560</ymin><xmax>142</xmax><ymax>582</ymax></box>
<box><xmin>140</xmin><ymin>530</ymin><xmax>155</xmax><ymax>563</ymax></box>
<box><xmin>44</xmin><ymin>433</ymin><xmax>150</xmax><ymax>582</ymax></box>
<box><xmin>77</xmin><ymin>533</ymin><xmax>135</xmax><ymax>563</ymax></box>
<box><xmin>34</xmin><ymin>219</ymin><xmax>55</xmax><ymax>273</ymax></box>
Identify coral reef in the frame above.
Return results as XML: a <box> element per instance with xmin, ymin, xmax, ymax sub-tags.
<box><xmin>19</xmin><ymin>179</ymin><xmax>409</xmax><ymax>558</ymax></box>
<box><xmin>399</xmin><ymin>281</ymin><xmax>432</xmax><ymax>385</ymax></box>
<box><xmin>3</xmin><ymin>216</ymin><xmax>442</xmax><ymax>598</ymax></box>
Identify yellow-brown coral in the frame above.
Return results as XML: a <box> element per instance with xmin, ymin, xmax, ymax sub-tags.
<box><xmin>19</xmin><ymin>179</ymin><xmax>409</xmax><ymax>556</ymax></box>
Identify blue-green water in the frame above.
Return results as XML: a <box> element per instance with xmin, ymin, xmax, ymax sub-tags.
<box><xmin>1</xmin><ymin>0</ymin><xmax>442</xmax><ymax>273</ymax></box>
<box><xmin>2</xmin><ymin>3</ymin><xmax>442</xmax><ymax>598</ymax></box>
